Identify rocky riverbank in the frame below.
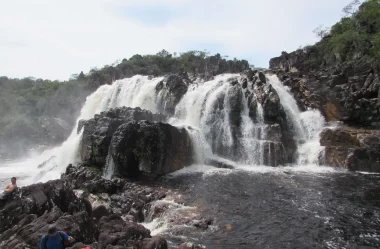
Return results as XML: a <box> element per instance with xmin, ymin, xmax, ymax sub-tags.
<box><xmin>0</xmin><ymin>164</ymin><xmax>209</xmax><ymax>249</ymax></box>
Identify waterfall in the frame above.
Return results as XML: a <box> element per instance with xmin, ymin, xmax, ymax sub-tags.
<box><xmin>267</xmin><ymin>74</ymin><xmax>325</xmax><ymax>165</ymax></box>
<box><xmin>19</xmin><ymin>76</ymin><xmax>163</xmax><ymax>184</ymax></box>
<box><xmin>8</xmin><ymin>73</ymin><xmax>326</xmax><ymax>187</ymax></box>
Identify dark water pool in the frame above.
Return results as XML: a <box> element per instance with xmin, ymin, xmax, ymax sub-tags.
<box><xmin>157</xmin><ymin>167</ymin><xmax>380</xmax><ymax>249</ymax></box>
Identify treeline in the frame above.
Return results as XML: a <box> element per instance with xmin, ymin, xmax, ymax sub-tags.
<box><xmin>0</xmin><ymin>50</ymin><xmax>249</xmax><ymax>132</ymax></box>
<box><xmin>82</xmin><ymin>50</ymin><xmax>250</xmax><ymax>86</ymax></box>
<box><xmin>303</xmin><ymin>0</ymin><xmax>380</xmax><ymax>67</ymax></box>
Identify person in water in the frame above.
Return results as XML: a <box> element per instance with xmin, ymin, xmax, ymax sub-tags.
<box><xmin>0</xmin><ymin>177</ymin><xmax>17</xmax><ymax>199</ymax></box>
<box><xmin>40</xmin><ymin>224</ymin><xmax>74</xmax><ymax>249</ymax></box>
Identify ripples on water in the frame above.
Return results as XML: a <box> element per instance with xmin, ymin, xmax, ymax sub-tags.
<box><xmin>150</xmin><ymin>166</ymin><xmax>380</xmax><ymax>249</ymax></box>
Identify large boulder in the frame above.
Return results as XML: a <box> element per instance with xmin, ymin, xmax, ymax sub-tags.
<box><xmin>320</xmin><ymin>128</ymin><xmax>359</xmax><ymax>147</ymax></box>
<box><xmin>320</xmin><ymin>127</ymin><xmax>380</xmax><ymax>172</ymax></box>
<box><xmin>63</xmin><ymin>164</ymin><xmax>118</xmax><ymax>194</ymax></box>
<box><xmin>109</xmin><ymin>121</ymin><xmax>193</xmax><ymax>178</ymax></box>
<box><xmin>79</xmin><ymin>107</ymin><xmax>165</xmax><ymax>167</ymax></box>
<box><xmin>346</xmin><ymin>149</ymin><xmax>380</xmax><ymax>172</ymax></box>
<box><xmin>253</xmin><ymin>83</ymin><xmax>284</xmax><ymax>123</ymax></box>
<box><xmin>97</xmin><ymin>215</ymin><xmax>151</xmax><ymax>249</ymax></box>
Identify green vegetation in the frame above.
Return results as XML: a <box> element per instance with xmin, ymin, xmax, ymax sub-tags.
<box><xmin>312</xmin><ymin>0</ymin><xmax>380</xmax><ymax>64</ymax></box>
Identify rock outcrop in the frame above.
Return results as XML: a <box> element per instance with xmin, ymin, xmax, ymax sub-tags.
<box><xmin>109</xmin><ymin>121</ymin><xmax>193</xmax><ymax>178</ymax></box>
<box><xmin>78</xmin><ymin>107</ymin><xmax>165</xmax><ymax>168</ymax></box>
<box><xmin>320</xmin><ymin>127</ymin><xmax>380</xmax><ymax>172</ymax></box>
<box><xmin>79</xmin><ymin>107</ymin><xmax>193</xmax><ymax>178</ymax></box>
<box><xmin>241</xmin><ymin>70</ymin><xmax>297</xmax><ymax>165</ymax></box>
<box><xmin>156</xmin><ymin>74</ymin><xmax>189</xmax><ymax>115</ymax></box>
<box><xmin>270</xmin><ymin>51</ymin><xmax>380</xmax><ymax>128</ymax></box>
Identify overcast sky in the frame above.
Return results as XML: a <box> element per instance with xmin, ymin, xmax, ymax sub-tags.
<box><xmin>0</xmin><ymin>0</ymin><xmax>354</xmax><ymax>80</ymax></box>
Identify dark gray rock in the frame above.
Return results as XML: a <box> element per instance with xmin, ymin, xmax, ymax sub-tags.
<box><xmin>98</xmin><ymin>215</ymin><xmax>151</xmax><ymax>248</ymax></box>
<box><xmin>109</xmin><ymin>121</ymin><xmax>193</xmax><ymax>178</ymax></box>
<box><xmin>79</xmin><ymin>107</ymin><xmax>165</xmax><ymax>168</ymax></box>
<box><xmin>156</xmin><ymin>74</ymin><xmax>188</xmax><ymax>115</ymax></box>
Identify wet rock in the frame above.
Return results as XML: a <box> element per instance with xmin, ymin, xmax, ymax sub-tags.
<box><xmin>142</xmin><ymin>236</ymin><xmax>168</xmax><ymax>249</ymax></box>
<box><xmin>324</xmin><ymin>146</ymin><xmax>351</xmax><ymax>168</ymax></box>
<box><xmin>205</xmin><ymin>158</ymin><xmax>234</xmax><ymax>169</ymax></box>
<box><xmin>0</xmin><ymin>164</ymin><xmax>172</xmax><ymax>249</ymax></box>
<box><xmin>0</xmin><ymin>179</ymin><xmax>86</xmax><ymax>234</ymax></box>
<box><xmin>109</xmin><ymin>121</ymin><xmax>193</xmax><ymax>178</ymax></box>
<box><xmin>79</xmin><ymin>107</ymin><xmax>165</xmax><ymax>168</ymax></box>
<box><xmin>270</xmin><ymin>52</ymin><xmax>380</xmax><ymax>128</ymax></box>
<box><xmin>346</xmin><ymin>149</ymin><xmax>380</xmax><ymax>172</ymax></box>
<box><xmin>228</xmin><ymin>77</ymin><xmax>239</xmax><ymax>86</ymax></box>
<box><xmin>0</xmin><ymin>209</ymin><xmax>94</xmax><ymax>249</ymax></box>
<box><xmin>156</xmin><ymin>74</ymin><xmax>188</xmax><ymax>115</ymax></box>
<box><xmin>63</xmin><ymin>164</ymin><xmax>118</xmax><ymax>194</ymax></box>
<box><xmin>320</xmin><ymin>128</ymin><xmax>359</xmax><ymax>147</ymax></box>
<box><xmin>128</xmin><ymin>208</ymin><xmax>144</xmax><ymax>223</ymax></box>
<box><xmin>253</xmin><ymin>83</ymin><xmax>284</xmax><ymax>123</ymax></box>
<box><xmin>92</xmin><ymin>205</ymin><xmax>109</xmax><ymax>221</ymax></box>
<box><xmin>178</xmin><ymin>242</ymin><xmax>207</xmax><ymax>249</ymax></box>
<box><xmin>98</xmin><ymin>214</ymin><xmax>151</xmax><ymax>248</ymax></box>
<box><xmin>258</xmin><ymin>72</ymin><xmax>267</xmax><ymax>84</ymax></box>
<box><xmin>242</xmin><ymin>78</ymin><xmax>248</xmax><ymax>89</ymax></box>
<box><xmin>321</xmin><ymin>127</ymin><xmax>380</xmax><ymax>172</ymax></box>
<box><xmin>192</xmin><ymin>218</ymin><xmax>213</xmax><ymax>230</ymax></box>
<box><xmin>227</xmin><ymin>84</ymin><xmax>243</xmax><ymax>127</ymax></box>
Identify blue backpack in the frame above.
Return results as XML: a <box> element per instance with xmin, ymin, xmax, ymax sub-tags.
<box><xmin>43</xmin><ymin>231</ymin><xmax>65</xmax><ymax>249</ymax></box>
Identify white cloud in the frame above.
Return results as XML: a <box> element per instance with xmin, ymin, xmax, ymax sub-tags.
<box><xmin>0</xmin><ymin>0</ymin><xmax>352</xmax><ymax>80</ymax></box>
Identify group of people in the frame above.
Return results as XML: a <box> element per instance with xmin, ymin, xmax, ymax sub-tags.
<box><xmin>1</xmin><ymin>177</ymin><xmax>88</xmax><ymax>249</ymax></box>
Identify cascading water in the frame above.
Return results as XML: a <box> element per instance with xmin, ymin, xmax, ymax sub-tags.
<box><xmin>267</xmin><ymin>74</ymin><xmax>325</xmax><ymax>165</ymax></box>
<box><xmin>4</xmin><ymin>73</ymin><xmax>327</xmax><ymax>188</ymax></box>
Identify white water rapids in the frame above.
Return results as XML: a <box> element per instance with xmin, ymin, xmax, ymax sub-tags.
<box><xmin>0</xmin><ymin>74</ymin><xmax>326</xmax><ymax>188</ymax></box>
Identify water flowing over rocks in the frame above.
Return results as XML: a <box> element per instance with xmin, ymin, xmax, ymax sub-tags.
<box><xmin>270</xmin><ymin>49</ymin><xmax>380</xmax><ymax>172</ymax></box>
<box><xmin>75</xmin><ymin>71</ymin><xmax>310</xmax><ymax>177</ymax></box>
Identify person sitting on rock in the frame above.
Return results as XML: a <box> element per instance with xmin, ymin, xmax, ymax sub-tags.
<box><xmin>40</xmin><ymin>225</ymin><xmax>74</xmax><ymax>249</ymax></box>
<box><xmin>0</xmin><ymin>177</ymin><xmax>17</xmax><ymax>200</ymax></box>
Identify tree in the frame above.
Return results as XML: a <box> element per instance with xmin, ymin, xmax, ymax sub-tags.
<box><xmin>313</xmin><ymin>25</ymin><xmax>330</xmax><ymax>38</ymax></box>
<box><xmin>343</xmin><ymin>0</ymin><xmax>360</xmax><ymax>16</ymax></box>
<box><xmin>156</xmin><ymin>49</ymin><xmax>171</xmax><ymax>57</ymax></box>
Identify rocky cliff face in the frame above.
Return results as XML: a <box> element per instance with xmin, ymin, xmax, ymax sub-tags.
<box><xmin>269</xmin><ymin>50</ymin><xmax>380</xmax><ymax>128</ymax></box>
